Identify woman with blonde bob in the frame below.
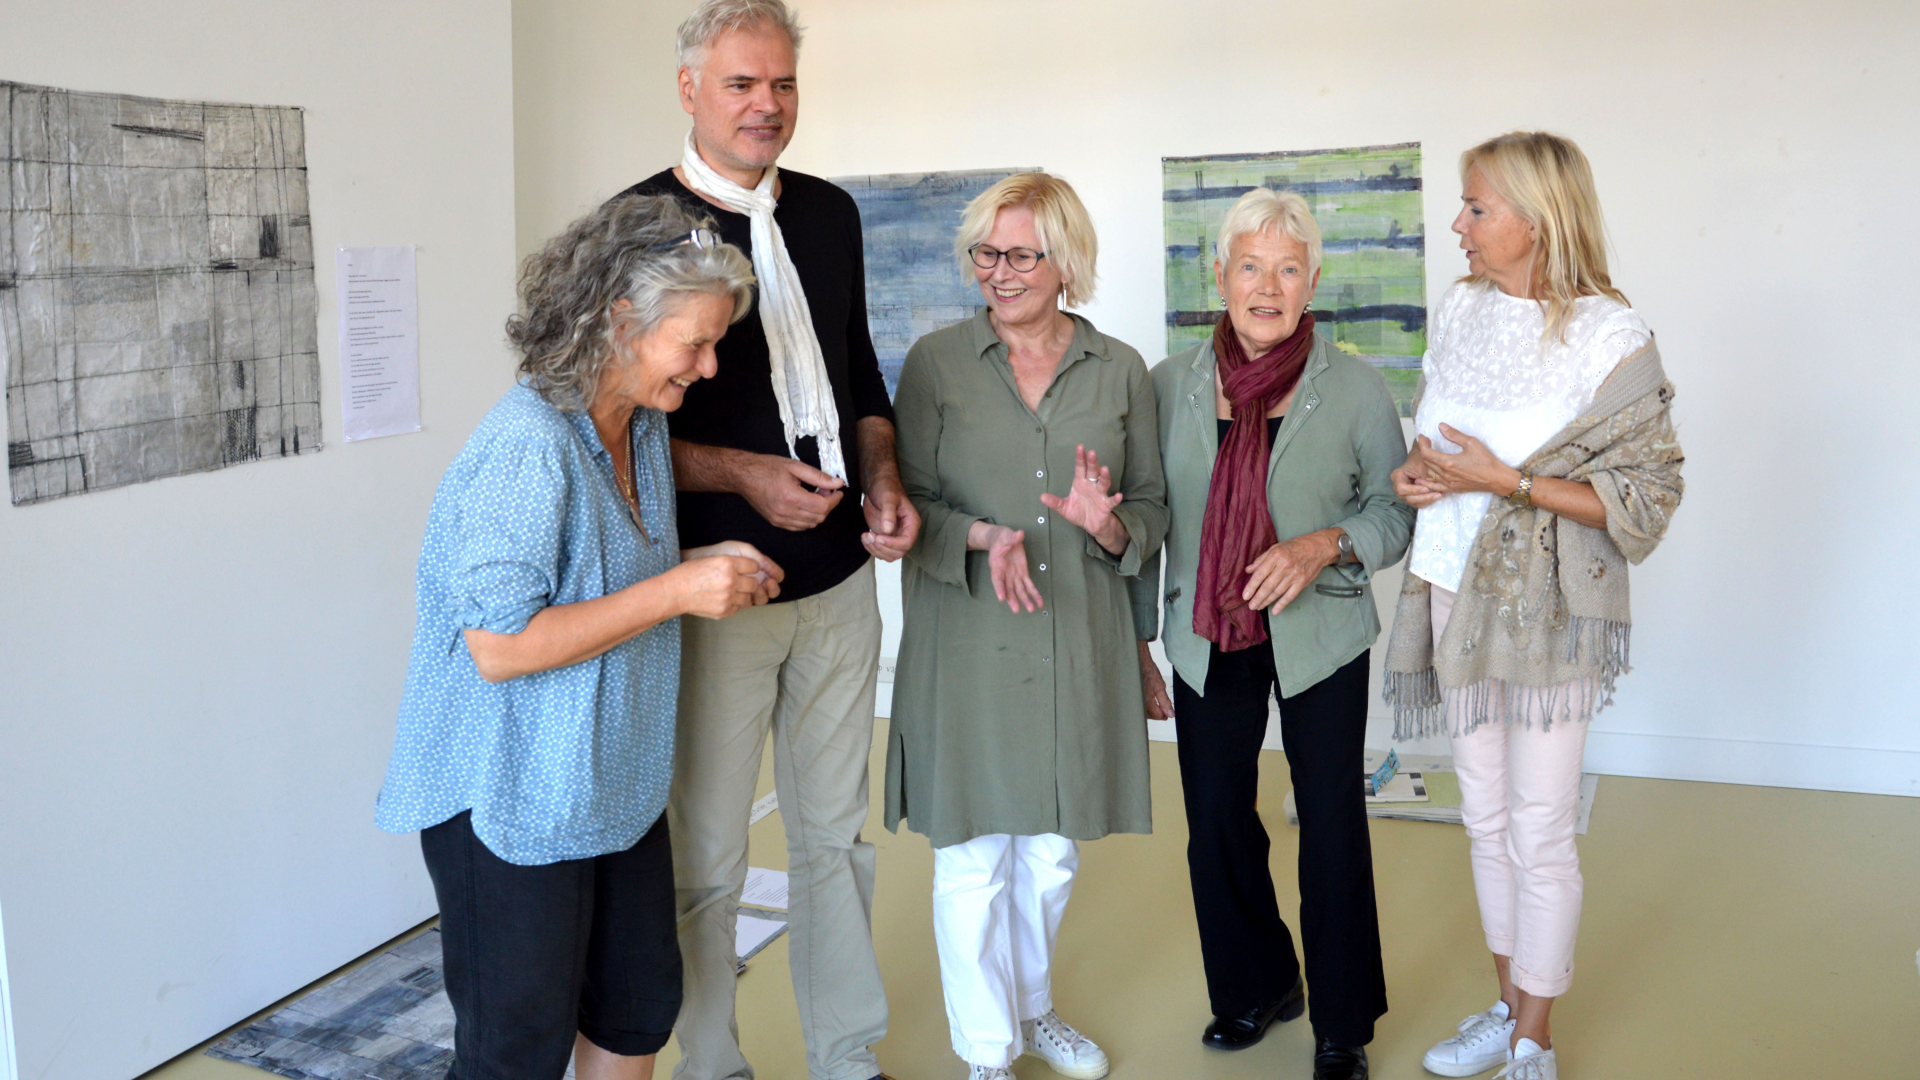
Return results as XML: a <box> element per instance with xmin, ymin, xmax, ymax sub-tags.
<box><xmin>1133</xmin><ymin>187</ymin><xmax>1411</xmax><ymax>1080</ymax></box>
<box><xmin>1386</xmin><ymin>133</ymin><xmax>1684</xmax><ymax>1080</ymax></box>
<box><xmin>887</xmin><ymin>172</ymin><xmax>1168</xmax><ymax>1080</ymax></box>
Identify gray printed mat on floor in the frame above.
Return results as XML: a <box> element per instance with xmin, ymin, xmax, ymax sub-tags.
<box><xmin>204</xmin><ymin>929</ymin><xmax>560</xmax><ymax>1080</ymax></box>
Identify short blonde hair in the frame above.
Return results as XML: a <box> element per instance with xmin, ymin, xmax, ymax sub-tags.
<box><xmin>953</xmin><ymin>172</ymin><xmax>1098</xmax><ymax>308</ymax></box>
<box><xmin>1460</xmin><ymin>131</ymin><xmax>1628</xmax><ymax>340</ymax></box>
<box><xmin>1215</xmin><ymin>187</ymin><xmax>1322</xmax><ymax>277</ymax></box>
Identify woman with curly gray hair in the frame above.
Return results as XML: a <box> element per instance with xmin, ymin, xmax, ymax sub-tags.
<box><xmin>377</xmin><ymin>192</ymin><xmax>775</xmax><ymax>1080</ymax></box>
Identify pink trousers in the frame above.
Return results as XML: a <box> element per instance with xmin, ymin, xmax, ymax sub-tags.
<box><xmin>1431</xmin><ymin>585</ymin><xmax>1589</xmax><ymax>998</ymax></box>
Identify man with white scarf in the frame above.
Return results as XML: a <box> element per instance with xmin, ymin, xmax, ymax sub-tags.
<box><xmin>618</xmin><ymin>3</ymin><xmax>916</xmax><ymax>1080</ymax></box>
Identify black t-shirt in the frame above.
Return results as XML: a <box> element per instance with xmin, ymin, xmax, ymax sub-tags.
<box><xmin>1216</xmin><ymin>414</ymin><xmax>1285</xmax><ymax>451</ymax></box>
<box><xmin>621</xmin><ymin>168</ymin><xmax>895</xmax><ymax>602</ymax></box>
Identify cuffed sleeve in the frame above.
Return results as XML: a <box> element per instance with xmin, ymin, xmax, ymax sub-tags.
<box><xmin>447</xmin><ymin>437</ymin><xmax>569</xmax><ymax>638</ymax></box>
<box><xmin>1128</xmin><ymin>549</ymin><xmax>1163</xmax><ymax>640</ymax></box>
<box><xmin>1332</xmin><ymin>362</ymin><xmax>1415</xmax><ymax>579</ymax></box>
<box><xmin>896</xmin><ymin>338</ymin><xmax>977</xmax><ymax>592</ymax></box>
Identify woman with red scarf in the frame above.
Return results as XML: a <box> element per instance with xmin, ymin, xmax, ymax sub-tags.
<box><xmin>1132</xmin><ymin>188</ymin><xmax>1412</xmax><ymax>1080</ymax></box>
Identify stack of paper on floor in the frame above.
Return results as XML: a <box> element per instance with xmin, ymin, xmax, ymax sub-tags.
<box><xmin>737</xmin><ymin>866</ymin><xmax>790</xmax><ymax>971</ymax></box>
<box><xmin>1280</xmin><ymin>753</ymin><xmax>1598</xmax><ymax>834</ymax></box>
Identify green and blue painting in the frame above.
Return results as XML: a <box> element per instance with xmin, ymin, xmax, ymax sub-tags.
<box><xmin>1163</xmin><ymin>142</ymin><xmax>1426</xmax><ymax>414</ymax></box>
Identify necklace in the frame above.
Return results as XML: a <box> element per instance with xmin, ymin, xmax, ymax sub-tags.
<box><xmin>612</xmin><ymin>434</ymin><xmax>651</xmax><ymax>544</ymax></box>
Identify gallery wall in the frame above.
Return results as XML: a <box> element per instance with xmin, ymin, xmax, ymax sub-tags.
<box><xmin>513</xmin><ymin>0</ymin><xmax>1920</xmax><ymax>797</ymax></box>
<box><xmin>0</xmin><ymin>4</ymin><xmax>519</xmax><ymax>1080</ymax></box>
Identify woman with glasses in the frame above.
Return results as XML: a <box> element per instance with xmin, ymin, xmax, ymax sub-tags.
<box><xmin>886</xmin><ymin>172</ymin><xmax>1167</xmax><ymax>1080</ymax></box>
<box><xmin>1132</xmin><ymin>187</ymin><xmax>1411</xmax><ymax>1080</ymax></box>
<box><xmin>376</xmin><ymin>194</ymin><xmax>779</xmax><ymax>1080</ymax></box>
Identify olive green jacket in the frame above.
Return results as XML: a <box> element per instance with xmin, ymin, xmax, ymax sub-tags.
<box><xmin>1133</xmin><ymin>335</ymin><xmax>1414</xmax><ymax>697</ymax></box>
<box><xmin>887</xmin><ymin>311</ymin><xmax>1168</xmax><ymax>847</ymax></box>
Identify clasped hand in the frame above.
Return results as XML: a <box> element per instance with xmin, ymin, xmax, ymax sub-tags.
<box><xmin>677</xmin><ymin>541</ymin><xmax>784</xmax><ymax>619</ymax></box>
<box><xmin>1391</xmin><ymin>422</ymin><xmax>1520</xmax><ymax>509</ymax></box>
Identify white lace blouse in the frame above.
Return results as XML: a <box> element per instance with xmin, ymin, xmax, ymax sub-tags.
<box><xmin>1407</xmin><ymin>282</ymin><xmax>1651</xmax><ymax>592</ymax></box>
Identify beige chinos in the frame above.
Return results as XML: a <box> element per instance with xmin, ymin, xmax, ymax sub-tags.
<box><xmin>669</xmin><ymin>560</ymin><xmax>886</xmax><ymax>1080</ymax></box>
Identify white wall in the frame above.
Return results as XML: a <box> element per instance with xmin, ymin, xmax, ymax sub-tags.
<box><xmin>0</xmin><ymin>4</ymin><xmax>519</xmax><ymax>1079</ymax></box>
<box><xmin>514</xmin><ymin>0</ymin><xmax>1920</xmax><ymax>798</ymax></box>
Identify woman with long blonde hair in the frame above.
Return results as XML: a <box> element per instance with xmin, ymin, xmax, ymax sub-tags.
<box><xmin>1386</xmin><ymin>132</ymin><xmax>1685</xmax><ymax>1080</ymax></box>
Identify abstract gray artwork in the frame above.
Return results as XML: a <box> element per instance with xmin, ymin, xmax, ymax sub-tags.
<box><xmin>834</xmin><ymin>168</ymin><xmax>1034</xmax><ymax>395</ymax></box>
<box><xmin>2</xmin><ymin>81</ymin><xmax>320</xmax><ymax>506</ymax></box>
<box><xmin>206</xmin><ymin>930</ymin><xmax>463</xmax><ymax>1080</ymax></box>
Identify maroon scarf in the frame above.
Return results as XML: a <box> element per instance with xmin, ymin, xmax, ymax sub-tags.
<box><xmin>1193</xmin><ymin>311</ymin><xmax>1317</xmax><ymax>652</ymax></box>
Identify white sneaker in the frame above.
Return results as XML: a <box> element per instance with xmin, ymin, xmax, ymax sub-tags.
<box><xmin>1422</xmin><ymin>1001</ymin><xmax>1515</xmax><ymax>1076</ymax></box>
<box><xmin>1492</xmin><ymin>1038</ymin><xmax>1557</xmax><ymax>1080</ymax></box>
<box><xmin>968</xmin><ymin>1066</ymin><xmax>1015</xmax><ymax>1080</ymax></box>
<box><xmin>1020</xmin><ymin>1010</ymin><xmax>1111</xmax><ymax>1079</ymax></box>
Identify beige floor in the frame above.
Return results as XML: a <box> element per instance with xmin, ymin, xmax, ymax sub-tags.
<box><xmin>146</xmin><ymin>722</ymin><xmax>1920</xmax><ymax>1080</ymax></box>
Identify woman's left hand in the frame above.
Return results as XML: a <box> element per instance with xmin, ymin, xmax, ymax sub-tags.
<box><xmin>1418</xmin><ymin>423</ymin><xmax>1522</xmax><ymax>497</ymax></box>
<box><xmin>1039</xmin><ymin>445</ymin><xmax>1128</xmax><ymax>554</ymax></box>
<box><xmin>1243</xmin><ymin>532</ymin><xmax>1340</xmax><ymax>613</ymax></box>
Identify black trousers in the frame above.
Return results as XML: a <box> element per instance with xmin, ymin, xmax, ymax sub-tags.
<box><xmin>1173</xmin><ymin>643</ymin><xmax>1388</xmax><ymax>1047</ymax></box>
<box><xmin>421</xmin><ymin>811</ymin><xmax>682</xmax><ymax>1079</ymax></box>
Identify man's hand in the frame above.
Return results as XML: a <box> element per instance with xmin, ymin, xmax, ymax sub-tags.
<box><xmin>862</xmin><ymin>480</ymin><xmax>921</xmax><ymax>562</ymax></box>
<box><xmin>671</xmin><ymin>439</ymin><xmax>846</xmax><ymax>531</ymax></box>
<box><xmin>740</xmin><ymin>455</ymin><xmax>846</xmax><ymax>530</ymax></box>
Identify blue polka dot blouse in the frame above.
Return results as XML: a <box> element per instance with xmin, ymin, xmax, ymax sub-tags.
<box><xmin>376</xmin><ymin>383</ymin><xmax>680</xmax><ymax>866</ymax></box>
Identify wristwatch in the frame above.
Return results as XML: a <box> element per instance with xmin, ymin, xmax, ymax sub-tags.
<box><xmin>1507</xmin><ymin>471</ymin><xmax>1535</xmax><ymax>509</ymax></box>
<box><xmin>1335</xmin><ymin>531</ymin><xmax>1354</xmax><ymax>563</ymax></box>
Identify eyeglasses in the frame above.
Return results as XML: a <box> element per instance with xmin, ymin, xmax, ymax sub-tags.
<box><xmin>967</xmin><ymin>244</ymin><xmax>1047</xmax><ymax>272</ymax></box>
<box><xmin>652</xmin><ymin>228</ymin><xmax>719</xmax><ymax>253</ymax></box>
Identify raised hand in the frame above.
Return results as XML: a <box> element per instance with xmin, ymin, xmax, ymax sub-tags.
<box><xmin>1039</xmin><ymin>445</ymin><xmax>1128</xmax><ymax>555</ymax></box>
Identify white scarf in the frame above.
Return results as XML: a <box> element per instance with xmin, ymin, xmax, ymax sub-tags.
<box><xmin>679</xmin><ymin>132</ymin><xmax>846</xmax><ymax>481</ymax></box>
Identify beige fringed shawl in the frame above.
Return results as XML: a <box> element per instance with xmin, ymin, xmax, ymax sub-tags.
<box><xmin>1384</xmin><ymin>339</ymin><xmax>1684</xmax><ymax>739</ymax></box>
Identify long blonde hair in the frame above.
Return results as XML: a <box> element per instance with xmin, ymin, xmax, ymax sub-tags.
<box><xmin>1460</xmin><ymin>132</ymin><xmax>1628</xmax><ymax>341</ymax></box>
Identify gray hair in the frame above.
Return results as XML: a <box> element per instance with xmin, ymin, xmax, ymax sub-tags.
<box><xmin>676</xmin><ymin>0</ymin><xmax>804</xmax><ymax>80</ymax></box>
<box><xmin>1216</xmin><ymin>187</ymin><xmax>1323</xmax><ymax>277</ymax></box>
<box><xmin>507</xmin><ymin>193</ymin><xmax>755</xmax><ymax>411</ymax></box>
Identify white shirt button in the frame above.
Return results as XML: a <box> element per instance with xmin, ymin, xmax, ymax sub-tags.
<box><xmin>1036</xmin><ymin>470</ymin><xmax>1045</xmax><ymax>478</ymax></box>
<box><xmin>1038</xmin><ymin>563</ymin><xmax>1047</xmax><ymax>571</ymax></box>
<box><xmin>1037</xmin><ymin>515</ymin><xmax>1046</xmax><ymax>524</ymax></box>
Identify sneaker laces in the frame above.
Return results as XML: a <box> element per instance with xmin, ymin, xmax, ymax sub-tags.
<box><xmin>1029</xmin><ymin>1010</ymin><xmax>1097</xmax><ymax>1058</ymax></box>
<box><xmin>1493</xmin><ymin>1048</ymin><xmax>1554</xmax><ymax>1080</ymax></box>
<box><xmin>969</xmin><ymin>1066</ymin><xmax>1014</xmax><ymax>1080</ymax></box>
<box><xmin>1451</xmin><ymin>1010</ymin><xmax>1513</xmax><ymax>1051</ymax></box>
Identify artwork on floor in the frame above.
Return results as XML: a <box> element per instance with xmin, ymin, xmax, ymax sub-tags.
<box><xmin>207</xmin><ymin>930</ymin><xmax>460</xmax><ymax>1080</ymax></box>
<box><xmin>1162</xmin><ymin>142</ymin><xmax>1426</xmax><ymax>414</ymax></box>
<box><xmin>834</xmin><ymin>167</ymin><xmax>1036</xmax><ymax>396</ymax></box>
<box><xmin>2</xmin><ymin>81</ymin><xmax>320</xmax><ymax>506</ymax></box>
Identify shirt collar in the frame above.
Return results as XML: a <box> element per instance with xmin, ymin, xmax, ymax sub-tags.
<box><xmin>563</xmin><ymin>399</ymin><xmax>655</xmax><ymax>459</ymax></box>
<box><xmin>967</xmin><ymin>307</ymin><xmax>1111</xmax><ymax>363</ymax></box>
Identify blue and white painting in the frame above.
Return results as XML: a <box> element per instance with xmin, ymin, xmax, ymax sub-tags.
<box><xmin>835</xmin><ymin>168</ymin><xmax>1035</xmax><ymax>395</ymax></box>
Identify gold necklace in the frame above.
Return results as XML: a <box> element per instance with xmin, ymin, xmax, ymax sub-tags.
<box><xmin>612</xmin><ymin>436</ymin><xmax>651</xmax><ymax>543</ymax></box>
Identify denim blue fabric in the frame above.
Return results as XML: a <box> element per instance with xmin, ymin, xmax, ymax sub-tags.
<box><xmin>377</xmin><ymin>383</ymin><xmax>680</xmax><ymax>866</ymax></box>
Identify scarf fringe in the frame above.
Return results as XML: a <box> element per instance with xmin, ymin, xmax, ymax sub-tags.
<box><xmin>1388</xmin><ymin>616</ymin><xmax>1633</xmax><ymax>741</ymax></box>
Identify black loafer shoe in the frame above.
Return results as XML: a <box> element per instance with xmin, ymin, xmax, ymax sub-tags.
<box><xmin>1200</xmin><ymin>975</ymin><xmax>1306</xmax><ymax>1049</ymax></box>
<box><xmin>1311</xmin><ymin>1037</ymin><xmax>1368</xmax><ymax>1080</ymax></box>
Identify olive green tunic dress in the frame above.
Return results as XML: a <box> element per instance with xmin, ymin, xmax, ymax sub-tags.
<box><xmin>884</xmin><ymin>310</ymin><xmax>1168</xmax><ymax>848</ymax></box>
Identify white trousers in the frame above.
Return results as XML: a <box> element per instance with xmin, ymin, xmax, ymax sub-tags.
<box><xmin>931</xmin><ymin>832</ymin><xmax>1079</xmax><ymax>1068</ymax></box>
<box><xmin>1432</xmin><ymin>584</ymin><xmax>1589</xmax><ymax>998</ymax></box>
